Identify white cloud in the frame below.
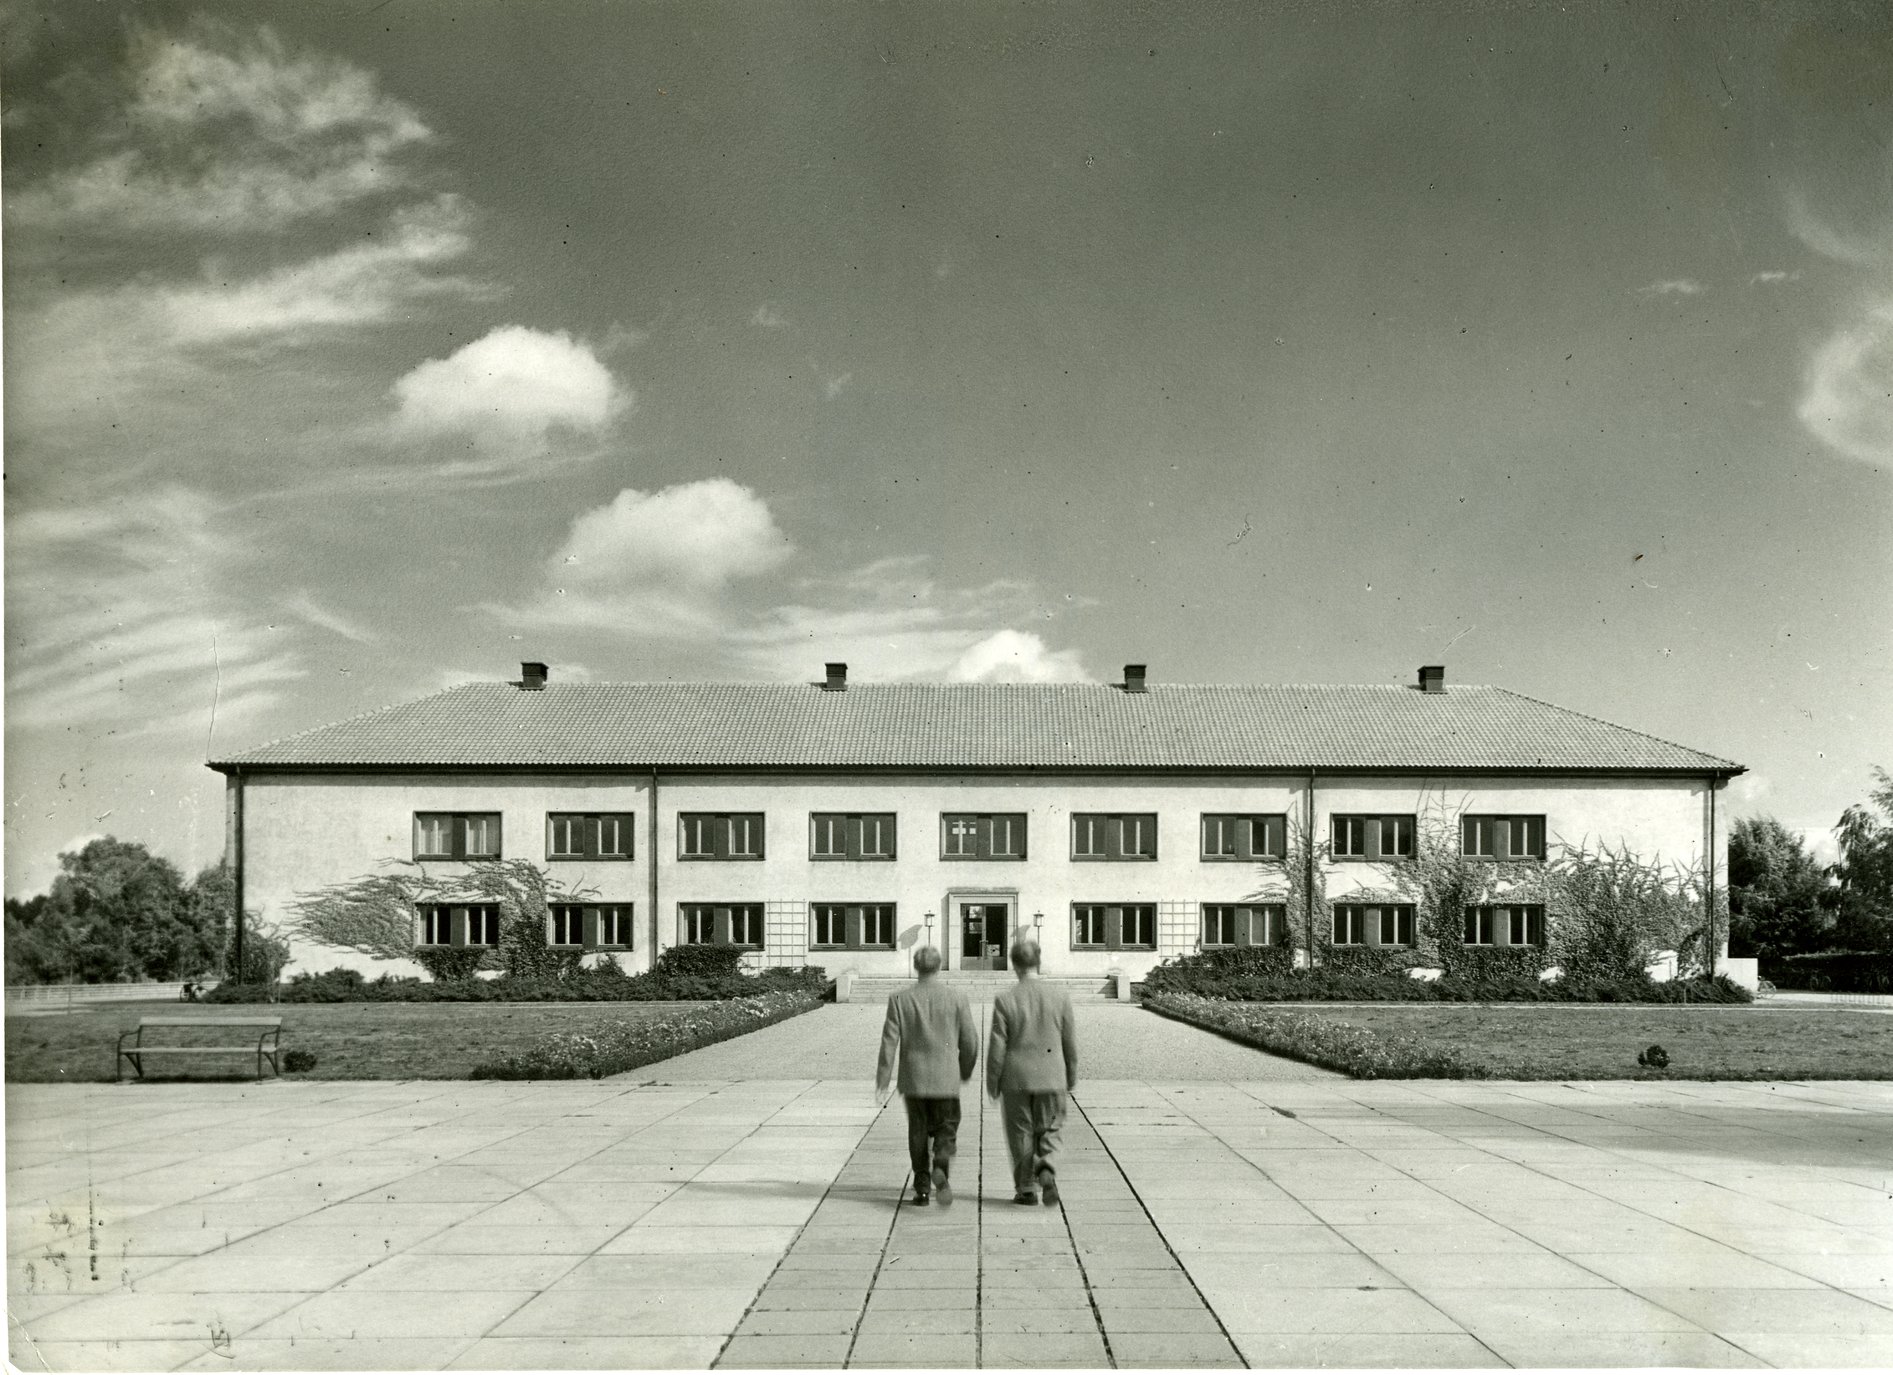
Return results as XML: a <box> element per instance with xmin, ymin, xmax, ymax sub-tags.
<box><xmin>1797</xmin><ymin>299</ymin><xmax>1893</xmax><ymax>468</ymax></box>
<box><xmin>751</xmin><ymin>303</ymin><xmax>789</xmax><ymax>329</ymax></box>
<box><xmin>281</xmin><ymin>592</ymin><xmax>374</xmax><ymax>644</ymax></box>
<box><xmin>824</xmin><ymin>372</ymin><xmax>854</xmax><ymax>399</ymax></box>
<box><xmin>7</xmin><ymin>23</ymin><xmax>432</xmax><ymax>235</ymax></box>
<box><xmin>551</xmin><ymin>479</ymin><xmax>792</xmax><ymax>593</ymax></box>
<box><xmin>1638</xmin><ymin>279</ymin><xmax>1707</xmax><ymax>297</ymax></box>
<box><xmin>948</xmin><ymin>630</ymin><xmax>1092</xmax><ymax>683</ymax></box>
<box><xmin>1749</xmin><ymin>270</ymin><xmax>1800</xmax><ymax>286</ymax></box>
<box><xmin>392</xmin><ymin>326</ymin><xmax>627</xmax><ymax>447</ymax></box>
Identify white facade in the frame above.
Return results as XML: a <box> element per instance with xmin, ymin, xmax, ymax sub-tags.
<box><xmin>233</xmin><ymin>768</ymin><xmax>1729</xmax><ymax>981</ymax></box>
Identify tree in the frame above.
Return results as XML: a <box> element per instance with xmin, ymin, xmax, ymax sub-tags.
<box><xmin>1833</xmin><ymin>767</ymin><xmax>1893</xmax><ymax>951</ymax></box>
<box><xmin>4</xmin><ymin>839</ymin><xmax>225</xmax><ymax>984</ymax></box>
<box><xmin>1728</xmin><ymin>816</ymin><xmax>1832</xmax><ymax>959</ymax></box>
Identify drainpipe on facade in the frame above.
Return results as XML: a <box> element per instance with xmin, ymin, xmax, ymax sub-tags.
<box><xmin>1707</xmin><ymin>775</ymin><xmax>1719</xmax><ymax>976</ymax></box>
<box><xmin>649</xmin><ymin>771</ymin><xmax>660</xmax><ymax>970</ymax></box>
<box><xmin>232</xmin><ymin>766</ymin><xmax>246</xmax><ymax>981</ymax></box>
<box><xmin>1304</xmin><ymin>771</ymin><xmax>1317</xmax><ymax>970</ymax></box>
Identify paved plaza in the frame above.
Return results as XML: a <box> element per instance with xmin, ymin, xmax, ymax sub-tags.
<box><xmin>7</xmin><ymin>1002</ymin><xmax>1893</xmax><ymax>1370</ymax></box>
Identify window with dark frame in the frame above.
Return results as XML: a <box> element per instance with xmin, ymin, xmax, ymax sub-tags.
<box><xmin>420</xmin><ymin>905</ymin><xmax>453</xmax><ymax>946</ymax></box>
<box><xmin>810</xmin><ymin>813</ymin><xmax>897</xmax><ymax>860</ymax></box>
<box><xmin>1329</xmin><ymin>903</ymin><xmax>1416</xmax><ymax>947</ymax></box>
<box><xmin>1200</xmin><ymin>814</ymin><xmax>1288</xmax><ymax>861</ymax></box>
<box><xmin>1071</xmin><ymin>903</ymin><xmax>1156</xmax><ymax>951</ymax></box>
<box><xmin>414</xmin><ymin>813</ymin><xmax>503</xmax><ymax>861</ymax></box>
<box><xmin>416</xmin><ymin>903</ymin><xmax>500</xmax><ymax>947</ymax></box>
<box><xmin>547</xmin><ymin>813</ymin><xmax>634</xmax><ymax>861</ymax></box>
<box><xmin>1460</xmin><ymin>815</ymin><xmax>1547</xmax><ymax>860</ymax></box>
<box><xmin>1331</xmin><ymin>905</ymin><xmax>1366</xmax><ymax>944</ymax></box>
<box><xmin>1464</xmin><ymin>904</ymin><xmax>1496</xmax><ymax>945</ymax></box>
<box><xmin>1331</xmin><ymin>814</ymin><xmax>1414</xmax><ymax>860</ymax></box>
<box><xmin>809</xmin><ymin>903</ymin><xmax>897</xmax><ymax>950</ymax></box>
<box><xmin>678</xmin><ymin>813</ymin><xmax>765</xmax><ymax>860</ymax></box>
<box><xmin>941</xmin><ymin>813</ymin><xmax>1027</xmax><ymax>860</ymax></box>
<box><xmin>680</xmin><ymin>903</ymin><xmax>765</xmax><ymax>948</ymax></box>
<box><xmin>1201</xmin><ymin>903</ymin><xmax>1286</xmax><ymax>947</ymax></box>
<box><xmin>549</xmin><ymin>904</ymin><xmax>584</xmax><ymax>946</ymax></box>
<box><xmin>1071</xmin><ymin>813</ymin><xmax>1158</xmax><ymax>860</ymax></box>
<box><xmin>548</xmin><ymin>903</ymin><xmax>635</xmax><ymax>949</ymax></box>
<box><xmin>1463</xmin><ymin>903</ymin><xmax>1546</xmax><ymax>947</ymax></box>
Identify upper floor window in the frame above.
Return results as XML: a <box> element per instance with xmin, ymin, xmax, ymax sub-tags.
<box><xmin>414</xmin><ymin>813</ymin><xmax>501</xmax><ymax>861</ymax></box>
<box><xmin>1071</xmin><ymin>813</ymin><xmax>1158</xmax><ymax>860</ymax></box>
<box><xmin>1072</xmin><ymin>903</ymin><xmax>1156</xmax><ymax>951</ymax></box>
<box><xmin>1332</xmin><ymin>903</ymin><xmax>1414</xmax><ymax>948</ymax></box>
<box><xmin>679</xmin><ymin>813</ymin><xmax>764</xmax><ymax>860</ymax></box>
<box><xmin>548</xmin><ymin>903</ymin><xmax>635</xmax><ymax>949</ymax></box>
<box><xmin>417</xmin><ymin>903</ymin><xmax>499</xmax><ymax>947</ymax></box>
<box><xmin>1465</xmin><ymin>903</ymin><xmax>1544</xmax><ymax>947</ymax></box>
<box><xmin>1201</xmin><ymin>814</ymin><xmax>1287</xmax><ymax>861</ymax></box>
<box><xmin>1202</xmin><ymin>903</ymin><xmax>1286</xmax><ymax>947</ymax></box>
<box><xmin>810</xmin><ymin>903</ymin><xmax>897</xmax><ymax>950</ymax></box>
<box><xmin>1461</xmin><ymin>815</ymin><xmax>1546</xmax><ymax>861</ymax></box>
<box><xmin>1331</xmin><ymin>814</ymin><xmax>1414</xmax><ymax>861</ymax></box>
<box><xmin>681</xmin><ymin>903</ymin><xmax>764</xmax><ymax>948</ymax></box>
<box><xmin>941</xmin><ymin>813</ymin><xmax>1026</xmax><ymax>860</ymax></box>
<box><xmin>810</xmin><ymin>813</ymin><xmax>896</xmax><ymax>861</ymax></box>
<box><xmin>547</xmin><ymin>813</ymin><xmax>634</xmax><ymax>861</ymax></box>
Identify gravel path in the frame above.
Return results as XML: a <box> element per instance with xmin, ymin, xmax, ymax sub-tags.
<box><xmin>643</xmin><ymin>998</ymin><xmax>1339</xmax><ymax>1081</ymax></box>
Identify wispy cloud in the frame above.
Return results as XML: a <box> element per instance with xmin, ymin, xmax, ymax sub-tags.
<box><xmin>824</xmin><ymin>372</ymin><xmax>854</xmax><ymax>399</ymax></box>
<box><xmin>751</xmin><ymin>303</ymin><xmax>789</xmax><ymax>329</ymax></box>
<box><xmin>1748</xmin><ymin>270</ymin><xmax>1800</xmax><ymax>286</ymax></box>
<box><xmin>1786</xmin><ymin>189</ymin><xmax>1893</xmax><ymax>470</ymax></box>
<box><xmin>1637</xmin><ymin>278</ymin><xmax>1707</xmax><ymax>297</ymax></box>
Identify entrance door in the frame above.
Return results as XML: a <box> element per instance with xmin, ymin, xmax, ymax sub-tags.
<box><xmin>959</xmin><ymin>902</ymin><xmax>1010</xmax><ymax>970</ymax></box>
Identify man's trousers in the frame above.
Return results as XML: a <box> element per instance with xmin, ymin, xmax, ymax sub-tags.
<box><xmin>1000</xmin><ymin>1089</ymin><xmax>1067</xmax><ymax>1195</ymax></box>
<box><xmin>903</xmin><ymin>1095</ymin><xmax>961</xmax><ymax>1188</ymax></box>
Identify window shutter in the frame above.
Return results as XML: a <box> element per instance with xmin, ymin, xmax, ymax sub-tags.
<box><xmin>1231</xmin><ymin>908</ymin><xmax>1249</xmax><ymax>947</ymax></box>
<box><xmin>714</xmin><ymin>906</ymin><xmax>732</xmax><ymax>945</ymax></box>
<box><xmin>1494</xmin><ymin>907</ymin><xmax>1511</xmax><ymax>947</ymax></box>
<box><xmin>489</xmin><ymin>816</ymin><xmax>503</xmax><ymax>857</ymax></box>
<box><xmin>448</xmin><ymin>906</ymin><xmax>466</xmax><ymax>947</ymax></box>
<box><xmin>1106</xmin><ymin>905</ymin><xmax>1123</xmax><ymax>951</ymax></box>
<box><xmin>582</xmin><ymin>907</ymin><xmax>601</xmax><ymax>948</ymax></box>
<box><xmin>846</xmin><ymin>905</ymin><xmax>864</xmax><ymax>950</ymax></box>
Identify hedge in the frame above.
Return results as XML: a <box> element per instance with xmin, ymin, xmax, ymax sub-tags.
<box><xmin>1145</xmin><ymin>993</ymin><xmax>1491</xmax><ymax>1079</ymax></box>
<box><xmin>1140</xmin><ymin>946</ymin><xmax>1750</xmax><ymax>1004</ymax></box>
<box><xmin>470</xmin><ymin>990</ymin><xmax>820</xmax><ymax>1079</ymax></box>
<box><xmin>1763</xmin><ymin>951</ymin><xmax>1893</xmax><ymax>994</ymax></box>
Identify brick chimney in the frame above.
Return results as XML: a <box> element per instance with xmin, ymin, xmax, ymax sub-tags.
<box><xmin>520</xmin><ymin>662</ymin><xmax>548</xmax><ymax>691</ymax></box>
<box><xmin>1123</xmin><ymin>664</ymin><xmax>1148</xmax><ymax>693</ymax></box>
<box><xmin>823</xmin><ymin>662</ymin><xmax>848</xmax><ymax>692</ymax></box>
<box><xmin>1418</xmin><ymin>665</ymin><xmax>1445</xmax><ymax>694</ymax></box>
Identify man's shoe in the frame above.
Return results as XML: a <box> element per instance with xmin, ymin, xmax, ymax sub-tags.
<box><xmin>1038</xmin><ymin>1170</ymin><xmax>1060</xmax><ymax>1207</ymax></box>
<box><xmin>931</xmin><ymin>1165</ymin><xmax>952</xmax><ymax>1208</ymax></box>
<box><xmin>911</xmin><ymin>1191</ymin><xmax>931</xmax><ymax>1206</ymax></box>
<box><xmin>1013</xmin><ymin>1191</ymin><xmax>1038</xmax><ymax>1205</ymax></box>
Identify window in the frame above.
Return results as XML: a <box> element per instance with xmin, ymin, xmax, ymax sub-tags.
<box><xmin>678</xmin><ymin>813</ymin><xmax>765</xmax><ymax>860</ymax></box>
<box><xmin>1464</xmin><ymin>904</ymin><xmax>1546</xmax><ymax>947</ymax></box>
<box><xmin>680</xmin><ymin>903</ymin><xmax>765</xmax><ymax>948</ymax></box>
<box><xmin>547</xmin><ymin>813</ymin><xmax>634</xmax><ymax>861</ymax></box>
<box><xmin>1461</xmin><ymin>815</ymin><xmax>1547</xmax><ymax>860</ymax></box>
<box><xmin>416</xmin><ymin>904</ymin><xmax>500</xmax><ymax>947</ymax></box>
<box><xmin>1200</xmin><ymin>814</ymin><xmax>1288</xmax><ymax>861</ymax></box>
<box><xmin>809</xmin><ymin>903</ymin><xmax>897</xmax><ymax>950</ymax></box>
<box><xmin>810</xmin><ymin>813</ymin><xmax>897</xmax><ymax>860</ymax></box>
<box><xmin>1071</xmin><ymin>904</ymin><xmax>1157</xmax><ymax>951</ymax></box>
<box><xmin>1071</xmin><ymin>814</ymin><xmax>1158</xmax><ymax>860</ymax></box>
<box><xmin>1331</xmin><ymin>814</ymin><xmax>1414</xmax><ymax>860</ymax></box>
<box><xmin>1202</xmin><ymin>903</ymin><xmax>1286</xmax><ymax>947</ymax></box>
<box><xmin>548</xmin><ymin>904</ymin><xmax>636</xmax><ymax>949</ymax></box>
<box><xmin>414</xmin><ymin>813</ymin><xmax>502</xmax><ymax>860</ymax></box>
<box><xmin>941</xmin><ymin>813</ymin><xmax>1027</xmax><ymax>860</ymax></box>
<box><xmin>1331</xmin><ymin>903</ymin><xmax>1416</xmax><ymax>947</ymax></box>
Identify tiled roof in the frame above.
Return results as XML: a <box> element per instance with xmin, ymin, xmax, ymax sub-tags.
<box><xmin>211</xmin><ymin>682</ymin><xmax>1742</xmax><ymax>774</ymax></box>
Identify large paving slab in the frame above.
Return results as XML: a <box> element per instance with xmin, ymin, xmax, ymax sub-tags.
<box><xmin>8</xmin><ymin>1001</ymin><xmax>1893</xmax><ymax>1369</ymax></box>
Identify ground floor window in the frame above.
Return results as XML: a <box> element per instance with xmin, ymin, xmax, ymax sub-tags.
<box><xmin>1332</xmin><ymin>903</ymin><xmax>1415</xmax><ymax>947</ymax></box>
<box><xmin>548</xmin><ymin>904</ymin><xmax>635</xmax><ymax>949</ymax></box>
<box><xmin>1202</xmin><ymin>903</ymin><xmax>1286</xmax><ymax>947</ymax></box>
<box><xmin>1331</xmin><ymin>905</ymin><xmax>1365</xmax><ymax>945</ymax></box>
<box><xmin>1072</xmin><ymin>904</ymin><xmax>1156</xmax><ymax>951</ymax></box>
<box><xmin>1464</xmin><ymin>903</ymin><xmax>1545</xmax><ymax>947</ymax></box>
<box><xmin>681</xmin><ymin>903</ymin><xmax>764</xmax><ymax>948</ymax></box>
<box><xmin>417</xmin><ymin>904</ymin><xmax>499</xmax><ymax>948</ymax></box>
<box><xmin>810</xmin><ymin>903</ymin><xmax>896</xmax><ymax>950</ymax></box>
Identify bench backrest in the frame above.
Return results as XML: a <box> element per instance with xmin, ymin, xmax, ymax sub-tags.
<box><xmin>135</xmin><ymin>1016</ymin><xmax>282</xmax><ymax>1028</ymax></box>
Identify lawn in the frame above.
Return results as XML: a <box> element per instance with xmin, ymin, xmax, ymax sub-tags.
<box><xmin>5</xmin><ymin>1001</ymin><xmax>716</xmax><ymax>1083</ymax></box>
<box><xmin>1245</xmin><ymin>1003</ymin><xmax>1893</xmax><ymax>1079</ymax></box>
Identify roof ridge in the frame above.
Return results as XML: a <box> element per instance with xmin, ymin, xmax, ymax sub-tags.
<box><xmin>1490</xmin><ymin>686</ymin><xmax>1737</xmax><ymax>769</ymax></box>
<box><xmin>214</xmin><ymin>682</ymin><xmax>482</xmax><ymax>763</ymax></box>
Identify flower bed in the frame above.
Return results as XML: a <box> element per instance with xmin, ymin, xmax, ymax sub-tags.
<box><xmin>1144</xmin><ymin>992</ymin><xmax>1493</xmax><ymax>1079</ymax></box>
<box><xmin>470</xmin><ymin>990</ymin><xmax>820</xmax><ymax>1080</ymax></box>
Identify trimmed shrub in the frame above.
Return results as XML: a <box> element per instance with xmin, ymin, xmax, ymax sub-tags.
<box><xmin>652</xmin><ymin>944</ymin><xmax>747</xmax><ymax>979</ymax></box>
<box><xmin>1145</xmin><ymin>993</ymin><xmax>1490</xmax><ymax>1079</ymax></box>
<box><xmin>282</xmin><ymin>1049</ymin><xmax>317</xmax><ymax>1073</ymax></box>
<box><xmin>205</xmin><ymin>961</ymin><xmax>831</xmax><ymax>1004</ymax></box>
<box><xmin>1763</xmin><ymin>951</ymin><xmax>1893</xmax><ymax>994</ymax></box>
<box><xmin>413</xmin><ymin>947</ymin><xmax>489</xmax><ymax>982</ymax></box>
<box><xmin>471</xmin><ymin>991</ymin><xmax>818</xmax><ymax>1079</ymax></box>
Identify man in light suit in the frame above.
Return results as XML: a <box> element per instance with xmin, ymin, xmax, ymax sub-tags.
<box><xmin>875</xmin><ymin>944</ymin><xmax>978</xmax><ymax>1206</ymax></box>
<box><xmin>985</xmin><ymin>937</ymin><xmax>1079</xmax><ymax>1206</ymax></box>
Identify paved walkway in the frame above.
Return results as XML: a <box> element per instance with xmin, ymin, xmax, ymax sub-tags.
<box><xmin>8</xmin><ymin>1003</ymin><xmax>1893</xmax><ymax>1369</ymax></box>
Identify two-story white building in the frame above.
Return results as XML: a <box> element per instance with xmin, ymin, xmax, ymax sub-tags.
<box><xmin>209</xmin><ymin>662</ymin><xmax>1743</xmax><ymax>982</ymax></box>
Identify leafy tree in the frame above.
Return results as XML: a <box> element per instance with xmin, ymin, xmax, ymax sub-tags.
<box><xmin>5</xmin><ymin>841</ymin><xmax>229</xmax><ymax>985</ymax></box>
<box><xmin>1833</xmin><ymin>767</ymin><xmax>1893</xmax><ymax>951</ymax></box>
<box><xmin>1728</xmin><ymin>816</ymin><xmax>1832</xmax><ymax>959</ymax></box>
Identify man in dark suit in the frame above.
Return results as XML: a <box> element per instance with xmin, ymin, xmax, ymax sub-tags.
<box><xmin>875</xmin><ymin>944</ymin><xmax>978</xmax><ymax>1206</ymax></box>
<box><xmin>985</xmin><ymin>937</ymin><xmax>1079</xmax><ymax>1206</ymax></box>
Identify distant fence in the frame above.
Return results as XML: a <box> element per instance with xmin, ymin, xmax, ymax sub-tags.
<box><xmin>6</xmin><ymin>981</ymin><xmax>221</xmax><ymax>1011</ymax></box>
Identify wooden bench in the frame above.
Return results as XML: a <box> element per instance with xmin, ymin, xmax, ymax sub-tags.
<box><xmin>116</xmin><ymin>1016</ymin><xmax>283</xmax><ymax>1082</ymax></box>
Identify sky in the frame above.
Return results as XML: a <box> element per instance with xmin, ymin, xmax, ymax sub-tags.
<box><xmin>5</xmin><ymin>0</ymin><xmax>1890</xmax><ymax>897</ymax></box>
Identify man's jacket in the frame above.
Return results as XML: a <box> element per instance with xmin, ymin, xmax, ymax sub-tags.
<box><xmin>876</xmin><ymin>977</ymin><xmax>979</xmax><ymax>1096</ymax></box>
<box><xmin>986</xmin><ymin>977</ymin><xmax>1078</xmax><ymax>1097</ymax></box>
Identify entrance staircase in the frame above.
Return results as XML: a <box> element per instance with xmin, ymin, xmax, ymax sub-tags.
<box><xmin>844</xmin><ymin>971</ymin><xmax>1119</xmax><ymax>1003</ymax></box>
